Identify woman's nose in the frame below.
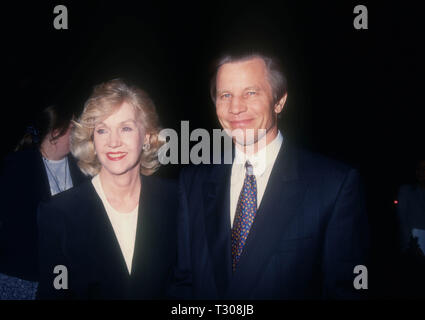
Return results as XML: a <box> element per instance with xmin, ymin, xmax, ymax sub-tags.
<box><xmin>108</xmin><ymin>130</ymin><xmax>122</xmax><ymax>147</ymax></box>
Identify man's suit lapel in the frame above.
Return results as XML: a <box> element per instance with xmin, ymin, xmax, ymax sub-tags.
<box><xmin>225</xmin><ymin>143</ymin><xmax>308</xmax><ymax>299</ymax></box>
<box><xmin>203</xmin><ymin>163</ymin><xmax>233</xmax><ymax>297</ymax></box>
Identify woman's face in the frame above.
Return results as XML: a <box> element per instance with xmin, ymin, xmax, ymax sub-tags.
<box><xmin>51</xmin><ymin>125</ymin><xmax>72</xmax><ymax>159</ymax></box>
<box><xmin>93</xmin><ymin>102</ymin><xmax>147</xmax><ymax>177</ymax></box>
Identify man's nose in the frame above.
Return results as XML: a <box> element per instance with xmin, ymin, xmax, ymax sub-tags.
<box><xmin>229</xmin><ymin>96</ymin><xmax>247</xmax><ymax>115</ymax></box>
<box><xmin>108</xmin><ymin>130</ymin><xmax>122</xmax><ymax>148</ymax></box>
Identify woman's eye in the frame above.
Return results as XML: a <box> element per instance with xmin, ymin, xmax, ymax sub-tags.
<box><xmin>122</xmin><ymin>126</ymin><xmax>133</xmax><ymax>132</ymax></box>
<box><xmin>96</xmin><ymin>128</ymin><xmax>106</xmax><ymax>134</ymax></box>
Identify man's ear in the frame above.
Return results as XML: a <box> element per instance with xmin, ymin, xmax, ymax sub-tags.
<box><xmin>274</xmin><ymin>93</ymin><xmax>288</xmax><ymax>114</ymax></box>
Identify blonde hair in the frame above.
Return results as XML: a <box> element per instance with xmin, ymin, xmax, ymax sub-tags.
<box><xmin>71</xmin><ymin>79</ymin><xmax>163</xmax><ymax>176</ymax></box>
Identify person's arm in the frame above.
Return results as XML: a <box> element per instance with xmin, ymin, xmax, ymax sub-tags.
<box><xmin>322</xmin><ymin>168</ymin><xmax>370</xmax><ymax>299</ymax></box>
<box><xmin>395</xmin><ymin>185</ymin><xmax>411</xmax><ymax>252</ymax></box>
<box><xmin>167</xmin><ymin>168</ymin><xmax>194</xmax><ymax>299</ymax></box>
<box><xmin>36</xmin><ymin>201</ymin><xmax>72</xmax><ymax>299</ymax></box>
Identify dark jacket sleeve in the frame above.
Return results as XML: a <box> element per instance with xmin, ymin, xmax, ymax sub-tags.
<box><xmin>321</xmin><ymin>168</ymin><xmax>370</xmax><ymax>299</ymax></box>
<box><xmin>36</xmin><ymin>201</ymin><xmax>72</xmax><ymax>299</ymax></box>
<box><xmin>395</xmin><ymin>185</ymin><xmax>412</xmax><ymax>252</ymax></box>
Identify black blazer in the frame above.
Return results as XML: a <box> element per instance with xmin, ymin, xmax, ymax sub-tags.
<box><xmin>37</xmin><ymin>174</ymin><xmax>178</xmax><ymax>299</ymax></box>
<box><xmin>171</xmin><ymin>142</ymin><xmax>370</xmax><ymax>299</ymax></box>
<box><xmin>0</xmin><ymin>147</ymin><xmax>87</xmax><ymax>281</ymax></box>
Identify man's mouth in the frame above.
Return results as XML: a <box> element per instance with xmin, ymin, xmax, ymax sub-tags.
<box><xmin>229</xmin><ymin>119</ymin><xmax>254</xmax><ymax>128</ymax></box>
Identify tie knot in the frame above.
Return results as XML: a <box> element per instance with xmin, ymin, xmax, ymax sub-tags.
<box><xmin>245</xmin><ymin>161</ymin><xmax>254</xmax><ymax>175</ymax></box>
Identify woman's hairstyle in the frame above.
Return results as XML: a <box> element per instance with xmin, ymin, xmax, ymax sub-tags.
<box><xmin>15</xmin><ymin>105</ymin><xmax>73</xmax><ymax>151</ymax></box>
<box><xmin>71</xmin><ymin>78</ymin><xmax>162</xmax><ymax>176</ymax></box>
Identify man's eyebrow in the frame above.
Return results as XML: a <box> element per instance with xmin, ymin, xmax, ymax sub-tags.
<box><xmin>216</xmin><ymin>89</ymin><xmax>230</xmax><ymax>95</ymax></box>
<box><xmin>217</xmin><ymin>86</ymin><xmax>262</xmax><ymax>94</ymax></box>
<box><xmin>244</xmin><ymin>86</ymin><xmax>261</xmax><ymax>91</ymax></box>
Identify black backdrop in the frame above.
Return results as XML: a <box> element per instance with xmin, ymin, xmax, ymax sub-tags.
<box><xmin>2</xmin><ymin>0</ymin><xmax>424</xmax><ymax>298</ymax></box>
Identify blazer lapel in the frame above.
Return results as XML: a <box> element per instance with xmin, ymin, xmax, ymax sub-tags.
<box><xmin>35</xmin><ymin>149</ymin><xmax>52</xmax><ymax>201</ymax></box>
<box><xmin>203</xmin><ymin>163</ymin><xmax>233</xmax><ymax>297</ymax></box>
<box><xmin>85</xmin><ymin>183</ymin><xmax>131</xmax><ymax>295</ymax></box>
<box><xmin>225</xmin><ymin>143</ymin><xmax>308</xmax><ymax>299</ymax></box>
<box><xmin>130</xmin><ymin>175</ymin><xmax>174</xmax><ymax>298</ymax></box>
<box><xmin>67</xmin><ymin>154</ymin><xmax>87</xmax><ymax>187</ymax></box>
<box><xmin>130</xmin><ymin>175</ymin><xmax>157</xmax><ymax>281</ymax></box>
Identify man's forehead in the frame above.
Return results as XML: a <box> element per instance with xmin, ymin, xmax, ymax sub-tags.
<box><xmin>216</xmin><ymin>57</ymin><xmax>268</xmax><ymax>87</ymax></box>
<box><xmin>218</xmin><ymin>57</ymin><xmax>267</xmax><ymax>74</ymax></box>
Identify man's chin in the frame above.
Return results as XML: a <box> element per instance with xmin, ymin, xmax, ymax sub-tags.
<box><xmin>233</xmin><ymin>136</ymin><xmax>257</xmax><ymax>147</ymax></box>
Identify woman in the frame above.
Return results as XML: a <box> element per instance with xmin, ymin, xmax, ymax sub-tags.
<box><xmin>0</xmin><ymin>105</ymin><xmax>87</xmax><ymax>289</ymax></box>
<box><xmin>37</xmin><ymin>79</ymin><xmax>178</xmax><ymax>299</ymax></box>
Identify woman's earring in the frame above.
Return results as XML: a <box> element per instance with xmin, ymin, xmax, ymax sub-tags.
<box><xmin>142</xmin><ymin>143</ymin><xmax>150</xmax><ymax>151</ymax></box>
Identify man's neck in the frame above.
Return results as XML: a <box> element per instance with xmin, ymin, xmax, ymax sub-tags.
<box><xmin>235</xmin><ymin>127</ymin><xmax>279</xmax><ymax>156</ymax></box>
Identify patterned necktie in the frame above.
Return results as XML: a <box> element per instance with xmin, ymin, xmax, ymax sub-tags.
<box><xmin>231</xmin><ymin>161</ymin><xmax>257</xmax><ymax>272</ymax></box>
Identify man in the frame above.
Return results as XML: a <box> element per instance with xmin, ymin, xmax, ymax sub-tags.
<box><xmin>171</xmin><ymin>52</ymin><xmax>370</xmax><ymax>299</ymax></box>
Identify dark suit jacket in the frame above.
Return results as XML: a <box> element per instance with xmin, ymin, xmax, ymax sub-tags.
<box><xmin>396</xmin><ymin>184</ymin><xmax>425</xmax><ymax>251</ymax></box>
<box><xmin>171</xmin><ymin>142</ymin><xmax>370</xmax><ymax>299</ymax></box>
<box><xmin>36</xmin><ymin>174</ymin><xmax>178</xmax><ymax>299</ymax></box>
<box><xmin>0</xmin><ymin>147</ymin><xmax>87</xmax><ymax>281</ymax></box>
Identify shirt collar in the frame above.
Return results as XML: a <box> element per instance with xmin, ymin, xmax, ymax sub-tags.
<box><xmin>234</xmin><ymin>131</ymin><xmax>283</xmax><ymax>176</ymax></box>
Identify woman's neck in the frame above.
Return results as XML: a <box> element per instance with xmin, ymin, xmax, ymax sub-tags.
<box><xmin>99</xmin><ymin>167</ymin><xmax>141</xmax><ymax>206</ymax></box>
<box><xmin>40</xmin><ymin>138</ymin><xmax>65</xmax><ymax>161</ymax></box>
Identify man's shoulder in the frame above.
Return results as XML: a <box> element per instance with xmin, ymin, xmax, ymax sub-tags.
<box><xmin>179</xmin><ymin>143</ymin><xmax>358</xmax><ymax>187</ymax></box>
<box><xmin>277</xmin><ymin>144</ymin><xmax>360</xmax><ymax>192</ymax></box>
<box><xmin>293</xmin><ymin>146</ymin><xmax>354</xmax><ymax>177</ymax></box>
<box><xmin>179</xmin><ymin>162</ymin><xmax>226</xmax><ymax>183</ymax></box>
<box><xmin>180</xmin><ymin>163</ymin><xmax>217</xmax><ymax>177</ymax></box>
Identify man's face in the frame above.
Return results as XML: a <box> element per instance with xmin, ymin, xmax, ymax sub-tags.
<box><xmin>215</xmin><ymin>57</ymin><xmax>285</xmax><ymax>147</ymax></box>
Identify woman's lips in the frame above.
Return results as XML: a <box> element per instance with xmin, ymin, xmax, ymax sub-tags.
<box><xmin>106</xmin><ymin>152</ymin><xmax>127</xmax><ymax>161</ymax></box>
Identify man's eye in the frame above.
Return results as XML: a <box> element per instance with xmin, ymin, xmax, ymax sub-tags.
<box><xmin>122</xmin><ymin>126</ymin><xmax>133</xmax><ymax>132</ymax></box>
<box><xmin>247</xmin><ymin>91</ymin><xmax>257</xmax><ymax>96</ymax></box>
<box><xmin>221</xmin><ymin>93</ymin><xmax>231</xmax><ymax>99</ymax></box>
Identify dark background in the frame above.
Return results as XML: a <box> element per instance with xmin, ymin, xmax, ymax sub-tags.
<box><xmin>1</xmin><ymin>0</ymin><xmax>424</xmax><ymax>298</ymax></box>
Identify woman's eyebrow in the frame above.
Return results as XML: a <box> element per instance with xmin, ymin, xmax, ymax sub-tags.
<box><xmin>119</xmin><ymin>119</ymin><xmax>137</xmax><ymax>125</ymax></box>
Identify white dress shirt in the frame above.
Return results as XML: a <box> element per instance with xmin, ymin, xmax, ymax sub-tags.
<box><xmin>91</xmin><ymin>175</ymin><xmax>138</xmax><ymax>274</ymax></box>
<box><xmin>230</xmin><ymin>131</ymin><xmax>283</xmax><ymax>228</ymax></box>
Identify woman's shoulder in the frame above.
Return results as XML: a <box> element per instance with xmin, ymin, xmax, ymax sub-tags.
<box><xmin>142</xmin><ymin>174</ymin><xmax>178</xmax><ymax>208</ymax></box>
<box><xmin>1</xmin><ymin>148</ymin><xmax>40</xmax><ymax>171</ymax></box>
<box><xmin>143</xmin><ymin>174</ymin><xmax>178</xmax><ymax>191</ymax></box>
<box><xmin>38</xmin><ymin>180</ymin><xmax>96</xmax><ymax>216</ymax></box>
